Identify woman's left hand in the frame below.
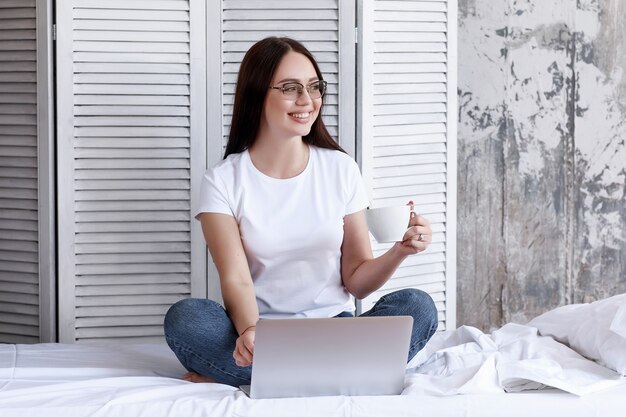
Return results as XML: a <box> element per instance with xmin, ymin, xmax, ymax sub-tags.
<box><xmin>395</xmin><ymin>202</ymin><xmax>432</xmax><ymax>255</ymax></box>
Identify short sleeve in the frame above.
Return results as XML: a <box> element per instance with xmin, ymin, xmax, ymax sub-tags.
<box><xmin>344</xmin><ymin>159</ymin><xmax>370</xmax><ymax>215</ymax></box>
<box><xmin>194</xmin><ymin>168</ymin><xmax>234</xmax><ymax>220</ymax></box>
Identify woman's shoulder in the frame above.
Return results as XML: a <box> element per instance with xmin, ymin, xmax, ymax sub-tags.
<box><xmin>311</xmin><ymin>145</ymin><xmax>357</xmax><ymax>167</ymax></box>
<box><xmin>311</xmin><ymin>146</ymin><xmax>360</xmax><ymax>177</ymax></box>
<box><xmin>206</xmin><ymin>151</ymin><xmax>246</xmax><ymax>177</ymax></box>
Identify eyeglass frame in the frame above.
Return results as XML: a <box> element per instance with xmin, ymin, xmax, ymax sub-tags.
<box><xmin>268</xmin><ymin>80</ymin><xmax>328</xmax><ymax>100</ymax></box>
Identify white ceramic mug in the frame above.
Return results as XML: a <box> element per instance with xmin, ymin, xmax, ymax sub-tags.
<box><xmin>364</xmin><ymin>205</ymin><xmax>412</xmax><ymax>243</ymax></box>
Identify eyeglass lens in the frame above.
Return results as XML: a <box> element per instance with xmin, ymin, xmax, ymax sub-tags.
<box><xmin>281</xmin><ymin>81</ymin><xmax>326</xmax><ymax>99</ymax></box>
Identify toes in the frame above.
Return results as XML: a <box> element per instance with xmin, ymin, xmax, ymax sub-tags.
<box><xmin>181</xmin><ymin>371</ymin><xmax>216</xmax><ymax>383</ymax></box>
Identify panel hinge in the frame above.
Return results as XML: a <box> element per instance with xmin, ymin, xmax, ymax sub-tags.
<box><xmin>52</xmin><ymin>24</ymin><xmax>56</xmax><ymax>41</ymax></box>
<box><xmin>355</xmin><ymin>27</ymin><xmax>358</xmax><ymax>44</ymax></box>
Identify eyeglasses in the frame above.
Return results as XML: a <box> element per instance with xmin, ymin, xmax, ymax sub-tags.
<box><xmin>268</xmin><ymin>80</ymin><xmax>327</xmax><ymax>100</ymax></box>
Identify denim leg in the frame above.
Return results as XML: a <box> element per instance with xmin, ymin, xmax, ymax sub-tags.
<box><xmin>163</xmin><ymin>298</ymin><xmax>252</xmax><ymax>387</ymax></box>
<box><xmin>359</xmin><ymin>289</ymin><xmax>438</xmax><ymax>362</ymax></box>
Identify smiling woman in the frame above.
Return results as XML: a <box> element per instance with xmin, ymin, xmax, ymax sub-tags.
<box><xmin>224</xmin><ymin>37</ymin><xmax>342</xmax><ymax>159</ymax></box>
<box><xmin>163</xmin><ymin>37</ymin><xmax>437</xmax><ymax>387</ymax></box>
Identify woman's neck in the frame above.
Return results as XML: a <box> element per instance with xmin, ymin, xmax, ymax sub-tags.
<box><xmin>248</xmin><ymin>137</ymin><xmax>310</xmax><ymax>179</ymax></box>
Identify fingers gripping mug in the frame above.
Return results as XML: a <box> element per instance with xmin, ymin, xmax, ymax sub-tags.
<box><xmin>364</xmin><ymin>205</ymin><xmax>412</xmax><ymax>243</ymax></box>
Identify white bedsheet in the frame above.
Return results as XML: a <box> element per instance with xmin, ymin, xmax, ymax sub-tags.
<box><xmin>1</xmin><ymin>375</ymin><xmax>626</xmax><ymax>417</ymax></box>
<box><xmin>1</xmin><ymin>323</ymin><xmax>625</xmax><ymax>417</ymax></box>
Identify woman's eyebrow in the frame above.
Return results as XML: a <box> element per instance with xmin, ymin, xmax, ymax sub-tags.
<box><xmin>276</xmin><ymin>77</ymin><xmax>319</xmax><ymax>84</ymax></box>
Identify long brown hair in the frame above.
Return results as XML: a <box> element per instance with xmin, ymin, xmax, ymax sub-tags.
<box><xmin>224</xmin><ymin>37</ymin><xmax>344</xmax><ymax>158</ymax></box>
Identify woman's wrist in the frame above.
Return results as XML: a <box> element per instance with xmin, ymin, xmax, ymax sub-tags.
<box><xmin>240</xmin><ymin>325</ymin><xmax>256</xmax><ymax>336</ymax></box>
<box><xmin>390</xmin><ymin>241</ymin><xmax>410</xmax><ymax>259</ymax></box>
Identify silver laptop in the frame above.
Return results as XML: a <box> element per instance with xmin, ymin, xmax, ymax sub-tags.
<box><xmin>240</xmin><ymin>316</ymin><xmax>413</xmax><ymax>399</ymax></box>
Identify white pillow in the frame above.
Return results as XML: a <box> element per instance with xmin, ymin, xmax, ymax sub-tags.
<box><xmin>527</xmin><ymin>293</ymin><xmax>626</xmax><ymax>375</ymax></box>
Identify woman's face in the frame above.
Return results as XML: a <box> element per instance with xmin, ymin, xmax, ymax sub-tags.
<box><xmin>261</xmin><ymin>51</ymin><xmax>322</xmax><ymax>140</ymax></box>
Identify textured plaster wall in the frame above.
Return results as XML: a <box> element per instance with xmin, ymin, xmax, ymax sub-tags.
<box><xmin>457</xmin><ymin>0</ymin><xmax>626</xmax><ymax>330</ymax></box>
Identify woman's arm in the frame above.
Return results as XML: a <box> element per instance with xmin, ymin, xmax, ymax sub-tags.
<box><xmin>340</xmin><ymin>208</ymin><xmax>432</xmax><ymax>300</ymax></box>
<box><xmin>199</xmin><ymin>212</ymin><xmax>258</xmax><ymax>365</ymax></box>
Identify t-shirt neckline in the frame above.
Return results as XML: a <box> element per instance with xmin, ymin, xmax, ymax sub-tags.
<box><xmin>244</xmin><ymin>144</ymin><xmax>313</xmax><ymax>183</ymax></box>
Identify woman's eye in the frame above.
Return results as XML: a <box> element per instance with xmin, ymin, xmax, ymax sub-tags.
<box><xmin>309</xmin><ymin>84</ymin><xmax>320</xmax><ymax>91</ymax></box>
<box><xmin>283</xmin><ymin>85</ymin><xmax>298</xmax><ymax>92</ymax></box>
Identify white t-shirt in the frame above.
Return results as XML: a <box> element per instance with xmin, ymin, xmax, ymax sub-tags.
<box><xmin>196</xmin><ymin>145</ymin><xmax>369</xmax><ymax>319</ymax></box>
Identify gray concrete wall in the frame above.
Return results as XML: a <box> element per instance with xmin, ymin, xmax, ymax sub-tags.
<box><xmin>457</xmin><ymin>0</ymin><xmax>626</xmax><ymax>330</ymax></box>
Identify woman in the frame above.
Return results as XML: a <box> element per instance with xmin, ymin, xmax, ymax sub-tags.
<box><xmin>164</xmin><ymin>37</ymin><xmax>438</xmax><ymax>387</ymax></box>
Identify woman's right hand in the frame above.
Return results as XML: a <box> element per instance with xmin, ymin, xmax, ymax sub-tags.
<box><xmin>233</xmin><ymin>326</ymin><xmax>256</xmax><ymax>367</ymax></box>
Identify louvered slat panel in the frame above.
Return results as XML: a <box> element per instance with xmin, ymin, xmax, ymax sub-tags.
<box><xmin>76</xmin><ymin>315</ymin><xmax>167</xmax><ymax>327</ymax></box>
<box><xmin>0</xmin><ymin>1</ymin><xmax>39</xmax><ymax>343</ymax></box>
<box><xmin>221</xmin><ymin>0</ymin><xmax>342</xmax><ymax>149</ymax></box>
<box><xmin>57</xmin><ymin>0</ymin><xmax>203</xmax><ymax>342</ymax></box>
<box><xmin>76</xmin><ymin>200</ymin><xmax>190</xmax><ymax>211</ymax></box>
<box><xmin>358</xmin><ymin>0</ymin><xmax>456</xmax><ymax>330</ymax></box>
<box><xmin>77</xmin><ymin>304</ymin><xmax>172</xmax><ymax>317</ymax></box>
<box><xmin>78</xmin><ymin>273</ymin><xmax>189</xmax><ymax>285</ymax></box>
<box><xmin>79</xmin><ymin>336</ymin><xmax>169</xmax><ymax>344</ymax></box>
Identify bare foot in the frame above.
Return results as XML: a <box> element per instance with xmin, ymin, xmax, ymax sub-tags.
<box><xmin>182</xmin><ymin>371</ymin><xmax>216</xmax><ymax>383</ymax></box>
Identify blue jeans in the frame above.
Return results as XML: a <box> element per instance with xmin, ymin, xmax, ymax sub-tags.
<box><xmin>163</xmin><ymin>288</ymin><xmax>438</xmax><ymax>387</ymax></box>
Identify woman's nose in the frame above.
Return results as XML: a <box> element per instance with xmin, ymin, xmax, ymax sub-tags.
<box><xmin>295</xmin><ymin>88</ymin><xmax>313</xmax><ymax>105</ymax></box>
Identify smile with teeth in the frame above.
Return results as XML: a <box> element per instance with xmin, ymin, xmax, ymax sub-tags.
<box><xmin>289</xmin><ymin>112</ymin><xmax>311</xmax><ymax>119</ymax></box>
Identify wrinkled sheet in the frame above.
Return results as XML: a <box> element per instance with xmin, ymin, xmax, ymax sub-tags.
<box><xmin>405</xmin><ymin>323</ymin><xmax>625</xmax><ymax>396</ymax></box>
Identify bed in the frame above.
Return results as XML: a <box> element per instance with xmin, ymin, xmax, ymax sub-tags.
<box><xmin>1</xmin><ymin>295</ymin><xmax>625</xmax><ymax>417</ymax></box>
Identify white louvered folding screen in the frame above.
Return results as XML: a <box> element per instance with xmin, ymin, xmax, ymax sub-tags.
<box><xmin>357</xmin><ymin>0</ymin><xmax>457</xmax><ymax>330</ymax></box>
<box><xmin>0</xmin><ymin>0</ymin><xmax>40</xmax><ymax>343</ymax></box>
<box><xmin>56</xmin><ymin>0</ymin><xmax>206</xmax><ymax>343</ymax></box>
<box><xmin>51</xmin><ymin>0</ymin><xmax>455</xmax><ymax>341</ymax></box>
<box><xmin>207</xmin><ymin>0</ymin><xmax>355</xmax><ymax>301</ymax></box>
